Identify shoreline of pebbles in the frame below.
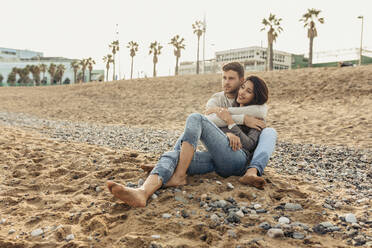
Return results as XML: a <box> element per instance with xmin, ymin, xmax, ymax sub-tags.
<box><xmin>0</xmin><ymin>111</ymin><xmax>371</xmax><ymax>246</ymax></box>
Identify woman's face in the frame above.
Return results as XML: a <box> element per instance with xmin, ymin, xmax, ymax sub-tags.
<box><xmin>237</xmin><ymin>80</ymin><xmax>254</xmax><ymax>105</ymax></box>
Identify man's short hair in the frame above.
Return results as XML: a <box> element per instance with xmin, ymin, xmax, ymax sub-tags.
<box><xmin>222</xmin><ymin>62</ymin><xmax>244</xmax><ymax>79</ymax></box>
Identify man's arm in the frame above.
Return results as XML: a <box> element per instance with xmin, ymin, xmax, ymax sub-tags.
<box><xmin>206</xmin><ymin>104</ymin><xmax>268</xmax><ymax>127</ymax></box>
<box><xmin>227</xmin><ymin>104</ymin><xmax>268</xmax><ymax>119</ymax></box>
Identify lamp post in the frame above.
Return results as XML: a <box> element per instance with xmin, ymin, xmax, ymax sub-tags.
<box><xmin>358</xmin><ymin>16</ymin><xmax>364</xmax><ymax>66</ymax></box>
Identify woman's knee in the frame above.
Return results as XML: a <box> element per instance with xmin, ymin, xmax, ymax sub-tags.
<box><xmin>262</xmin><ymin>127</ymin><xmax>277</xmax><ymax>140</ymax></box>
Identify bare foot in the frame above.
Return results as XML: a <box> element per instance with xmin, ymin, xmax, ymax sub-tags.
<box><xmin>140</xmin><ymin>164</ymin><xmax>155</xmax><ymax>173</ymax></box>
<box><xmin>239</xmin><ymin>175</ymin><xmax>266</xmax><ymax>189</ymax></box>
<box><xmin>165</xmin><ymin>174</ymin><xmax>187</xmax><ymax>187</ymax></box>
<box><xmin>106</xmin><ymin>181</ymin><xmax>147</xmax><ymax>207</ymax></box>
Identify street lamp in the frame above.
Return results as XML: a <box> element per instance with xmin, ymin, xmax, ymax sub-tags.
<box><xmin>358</xmin><ymin>16</ymin><xmax>364</xmax><ymax>66</ymax></box>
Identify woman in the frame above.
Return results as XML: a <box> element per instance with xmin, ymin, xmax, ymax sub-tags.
<box><xmin>107</xmin><ymin>76</ymin><xmax>269</xmax><ymax>207</ymax></box>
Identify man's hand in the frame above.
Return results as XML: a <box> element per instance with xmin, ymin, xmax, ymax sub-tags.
<box><xmin>216</xmin><ymin>108</ymin><xmax>234</xmax><ymax>125</ymax></box>
<box><xmin>244</xmin><ymin>115</ymin><xmax>266</xmax><ymax>131</ymax></box>
<box><xmin>226</xmin><ymin>133</ymin><xmax>242</xmax><ymax>151</ymax></box>
<box><xmin>205</xmin><ymin>107</ymin><xmax>226</xmax><ymax>115</ymax></box>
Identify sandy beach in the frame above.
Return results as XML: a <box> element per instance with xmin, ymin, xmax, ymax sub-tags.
<box><xmin>0</xmin><ymin>65</ymin><xmax>371</xmax><ymax>247</ymax></box>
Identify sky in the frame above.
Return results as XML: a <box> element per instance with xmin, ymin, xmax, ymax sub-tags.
<box><xmin>2</xmin><ymin>0</ymin><xmax>371</xmax><ymax>78</ymax></box>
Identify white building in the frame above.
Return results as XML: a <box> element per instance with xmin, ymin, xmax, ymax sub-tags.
<box><xmin>179</xmin><ymin>46</ymin><xmax>293</xmax><ymax>75</ymax></box>
<box><xmin>215</xmin><ymin>46</ymin><xmax>292</xmax><ymax>71</ymax></box>
<box><xmin>0</xmin><ymin>47</ymin><xmax>103</xmax><ymax>85</ymax></box>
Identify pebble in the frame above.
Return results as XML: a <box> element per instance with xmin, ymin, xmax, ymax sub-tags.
<box><xmin>226</xmin><ymin>183</ymin><xmax>234</xmax><ymax>190</ymax></box>
<box><xmin>210</xmin><ymin>214</ymin><xmax>219</xmax><ymax>222</ymax></box>
<box><xmin>95</xmin><ymin>186</ymin><xmax>102</xmax><ymax>193</ymax></box>
<box><xmin>320</xmin><ymin>222</ymin><xmax>334</xmax><ymax>228</ymax></box>
<box><xmin>227</xmin><ymin>229</ymin><xmax>237</xmax><ymax>238</ymax></box>
<box><xmin>138</xmin><ymin>179</ymin><xmax>144</xmax><ymax>187</ymax></box>
<box><xmin>292</xmin><ymin>232</ymin><xmax>305</xmax><ymax>239</ymax></box>
<box><xmin>66</xmin><ymin>234</ymin><xmax>75</xmax><ymax>241</ymax></box>
<box><xmin>235</xmin><ymin>210</ymin><xmax>244</xmax><ymax>218</ymax></box>
<box><xmin>345</xmin><ymin>213</ymin><xmax>357</xmax><ymax>223</ymax></box>
<box><xmin>8</xmin><ymin>229</ymin><xmax>15</xmax><ymax>234</ymax></box>
<box><xmin>278</xmin><ymin>217</ymin><xmax>290</xmax><ymax>224</ymax></box>
<box><xmin>151</xmin><ymin>235</ymin><xmax>161</xmax><ymax>239</ymax></box>
<box><xmin>162</xmin><ymin>213</ymin><xmax>172</xmax><ymax>219</ymax></box>
<box><xmin>267</xmin><ymin>228</ymin><xmax>284</xmax><ymax>238</ymax></box>
<box><xmin>0</xmin><ymin>218</ymin><xmax>6</xmax><ymax>224</ymax></box>
<box><xmin>31</xmin><ymin>228</ymin><xmax>44</xmax><ymax>237</ymax></box>
<box><xmin>259</xmin><ymin>222</ymin><xmax>271</xmax><ymax>230</ymax></box>
<box><xmin>253</xmin><ymin>204</ymin><xmax>262</xmax><ymax>210</ymax></box>
<box><xmin>216</xmin><ymin>181</ymin><xmax>222</xmax><ymax>185</ymax></box>
<box><xmin>216</xmin><ymin>200</ymin><xmax>227</xmax><ymax>208</ymax></box>
<box><xmin>284</xmin><ymin>203</ymin><xmax>302</xmax><ymax>211</ymax></box>
<box><xmin>151</xmin><ymin>194</ymin><xmax>158</xmax><ymax>199</ymax></box>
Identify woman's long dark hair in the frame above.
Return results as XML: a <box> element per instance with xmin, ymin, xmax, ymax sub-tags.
<box><xmin>234</xmin><ymin>75</ymin><xmax>269</xmax><ymax>106</ymax></box>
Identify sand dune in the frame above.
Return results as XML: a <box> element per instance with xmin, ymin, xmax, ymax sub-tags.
<box><xmin>0</xmin><ymin>65</ymin><xmax>371</xmax><ymax>149</ymax></box>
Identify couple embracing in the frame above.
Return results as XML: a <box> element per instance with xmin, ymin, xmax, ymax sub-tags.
<box><xmin>107</xmin><ymin>62</ymin><xmax>277</xmax><ymax>207</ymax></box>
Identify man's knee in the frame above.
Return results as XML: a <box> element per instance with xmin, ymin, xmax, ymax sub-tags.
<box><xmin>186</xmin><ymin>113</ymin><xmax>203</xmax><ymax>124</ymax></box>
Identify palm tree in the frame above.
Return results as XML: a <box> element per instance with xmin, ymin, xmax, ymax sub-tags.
<box><xmin>39</xmin><ymin>64</ymin><xmax>47</xmax><ymax>83</ymax></box>
<box><xmin>80</xmin><ymin>59</ymin><xmax>88</xmax><ymax>83</ymax></box>
<box><xmin>192</xmin><ymin>20</ymin><xmax>205</xmax><ymax>74</ymax></box>
<box><xmin>169</xmin><ymin>35</ymin><xmax>186</xmax><ymax>76</ymax></box>
<box><xmin>0</xmin><ymin>74</ymin><xmax>3</xmax><ymax>85</ymax></box>
<box><xmin>7</xmin><ymin>68</ymin><xmax>17</xmax><ymax>86</ymax></box>
<box><xmin>103</xmin><ymin>54</ymin><xmax>113</xmax><ymax>82</ymax></box>
<box><xmin>300</xmin><ymin>9</ymin><xmax>324</xmax><ymax>67</ymax></box>
<box><xmin>109</xmin><ymin>40</ymin><xmax>119</xmax><ymax>80</ymax></box>
<box><xmin>87</xmin><ymin>57</ymin><xmax>96</xmax><ymax>82</ymax></box>
<box><xmin>70</xmin><ymin>60</ymin><xmax>80</xmax><ymax>84</ymax></box>
<box><xmin>17</xmin><ymin>66</ymin><xmax>31</xmax><ymax>86</ymax></box>
<box><xmin>261</xmin><ymin>13</ymin><xmax>283</xmax><ymax>71</ymax></box>
<box><xmin>29</xmin><ymin>65</ymin><xmax>41</xmax><ymax>86</ymax></box>
<box><xmin>149</xmin><ymin>41</ymin><xmax>163</xmax><ymax>77</ymax></box>
<box><xmin>48</xmin><ymin>63</ymin><xmax>57</xmax><ymax>84</ymax></box>
<box><xmin>127</xmin><ymin>41</ymin><xmax>139</xmax><ymax>79</ymax></box>
<box><xmin>55</xmin><ymin>64</ymin><xmax>66</xmax><ymax>84</ymax></box>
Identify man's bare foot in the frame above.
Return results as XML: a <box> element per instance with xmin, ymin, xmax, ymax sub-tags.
<box><xmin>239</xmin><ymin>174</ymin><xmax>266</xmax><ymax>189</ymax></box>
<box><xmin>140</xmin><ymin>164</ymin><xmax>155</xmax><ymax>172</ymax></box>
<box><xmin>106</xmin><ymin>181</ymin><xmax>147</xmax><ymax>207</ymax></box>
<box><xmin>165</xmin><ymin>174</ymin><xmax>187</xmax><ymax>187</ymax></box>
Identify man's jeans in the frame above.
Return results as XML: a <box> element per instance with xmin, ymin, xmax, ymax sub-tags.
<box><xmin>151</xmin><ymin>113</ymin><xmax>248</xmax><ymax>185</ymax></box>
<box><xmin>248</xmin><ymin>127</ymin><xmax>277</xmax><ymax>176</ymax></box>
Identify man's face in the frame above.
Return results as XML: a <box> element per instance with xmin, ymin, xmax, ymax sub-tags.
<box><xmin>222</xmin><ymin>70</ymin><xmax>244</xmax><ymax>96</ymax></box>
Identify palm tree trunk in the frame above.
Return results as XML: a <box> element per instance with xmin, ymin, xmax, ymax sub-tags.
<box><xmin>89</xmin><ymin>70</ymin><xmax>92</xmax><ymax>82</ymax></box>
<box><xmin>269</xmin><ymin>42</ymin><xmax>274</xmax><ymax>71</ymax></box>
<box><xmin>196</xmin><ymin>36</ymin><xmax>200</xmax><ymax>74</ymax></box>
<box><xmin>113</xmin><ymin>59</ymin><xmax>116</xmax><ymax>81</ymax></box>
<box><xmin>106</xmin><ymin>67</ymin><xmax>109</xmax><ymax>82</ymax></box>
<box><xmin>74</xmin><ymin>71</ymin><xmax>77</xmax><ymax>84</ymax></box>
<box><xmin>153</xmin><ymin>62</ymin><xmax>156</xmax><ymax>77</ymax></box>
<box><xmin>130</xmin><ymin>57</ymin><xmax>134</xmax><ymax>79</ymax></box>
<box><xmin>309</xmin><ymin>36</ymin><xmax>314</xmax><ymax>67</ymax></box>
<box><xmin>175</xmin><ymin>56</ymin><xmax>179</xmax><ymax>76</ymax></box>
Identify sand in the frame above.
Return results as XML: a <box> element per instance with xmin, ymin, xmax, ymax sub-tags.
<box><xmin>0</xmin><ymin>65</ymin><xmax>371</xmax><ymax>247</ymax></box>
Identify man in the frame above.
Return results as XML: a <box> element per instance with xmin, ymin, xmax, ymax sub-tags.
<box><xmin>205</xmin><ymin>62</ymin><xmax>277</xmax><ymax>189</ymax></box>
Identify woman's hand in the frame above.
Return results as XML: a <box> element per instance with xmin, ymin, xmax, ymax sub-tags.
<box><xmin>226</xmin><ymin>133</ymin><xmax>242</xmax><ymax>151</ymax></box>
<box><xmin>205</xmin><ymin>107</ymin><xmax>226</xmax><ymax>115</ymax></box>
<box><xmin>216</xmin><ymin>108</ymin><xmax>234</xmax><ymax>125</ymax></box>
<box><xmin>243</xmin><ymin>115</ymin><xmax>266</xmax><ymax>131</ymax></box>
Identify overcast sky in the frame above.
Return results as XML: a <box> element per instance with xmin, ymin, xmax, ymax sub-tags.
<box><xmin>2</xmin><ymin>0</ymin><xmax>371</xmax><ymax>78</ymax></box>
